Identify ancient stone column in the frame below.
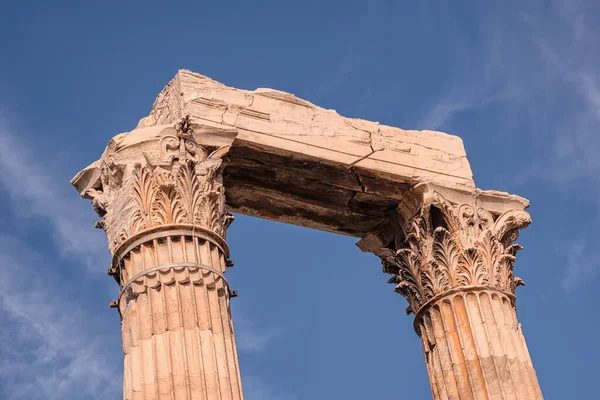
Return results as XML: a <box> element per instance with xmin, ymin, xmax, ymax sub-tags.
<box><xmin>75</xmin><ymin>117</ymin><xmax>243</xmax><ymax>400</ymax></box>
<box><xmin>372</xmin><ymin>185</ymin><xmax>543</xmax><ymax>400</ymax></box>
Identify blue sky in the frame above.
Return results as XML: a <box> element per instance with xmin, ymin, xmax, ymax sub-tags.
<box><xmin>0</xmin><ymin>1</ymin><xmax>598</xmax><ymax>399</ymax></box>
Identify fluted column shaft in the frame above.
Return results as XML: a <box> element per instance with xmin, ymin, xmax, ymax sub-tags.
<box><xmin>118</xmin><ymin>229</ymin><xmax>242</xmax><ymax>400</ymax></box>
<box><xmin>416</xmin><ymin>289</ymin><xmax>542</xmax><ymax>400</ymax></box>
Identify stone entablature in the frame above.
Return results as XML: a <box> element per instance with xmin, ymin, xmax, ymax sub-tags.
<box><xmin>72</xmin><ymin>69</ymin><xmax>473</xmax><ymax>238</ymax></box>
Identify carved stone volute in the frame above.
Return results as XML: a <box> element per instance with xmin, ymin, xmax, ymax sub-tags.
<box><xmin>72</xmin><ymin>115</ymin><xmax>234</xmax><ymax>255</ymax></box>
<box><xmin>374</xmin><ymin>186</ymin><xmax>531</xmax><ymax>316</ymax></box>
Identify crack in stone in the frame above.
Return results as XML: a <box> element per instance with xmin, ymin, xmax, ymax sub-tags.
<box><xmin>348</xmin><ymin>129</ymin><xmax>378</xmax><ymax>169</ymax></box>
<box><xmin>346</xmin><ymin>167</ymin><xmax>371</xmax><ymax>207</ymax></box>
<box><xmin>369</xmin><ymin>129</ymin><xmax>377</xmax><ymax>154</ymax></box>
<box><xmin>348</xmin><ymin>152</ymin><xmax>374</xmax><ymax>168</ymax></box>
<box><xmin>220</xmin><ymin>107</ymin><xmax>228</xmax><ymax>125</ymax></box>
<box><xmin>354</xmin><ymin>172</ymin><xmax>366</xmax><ymax>193</ymax></box>
<box><xmin>347</xmin><ymin>128</ymin><xmax>376</xmax><ymax>202</ymax></box>
<box><xmin>347</xmin><ymin>162</ymin><xmax>367</xmax><ymax>208</ymax></box>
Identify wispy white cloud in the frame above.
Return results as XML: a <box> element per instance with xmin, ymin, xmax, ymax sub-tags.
<box><xmin>418</xmin><ymin>88</ymin><xmax>512</xmax><ymax>131</ymax></box>
<box><xmin>524</xmin><ymin>2</ymin><xmax>600</xmax><ymax>290</ymax></box>
<box><xmin>418</xmin><ymin>7</ymin><xmax>539</xmax><ymax>130</ymax></box>
<box><xmin>561</xmin><ymin>239</ymin><xmax>600</xmax><ymax>292</ymax></box>
<box><xmin>242</xmin><ymin>375</ymin><xmax>297</xmax><ymax>400</ymax></box>
<box><xmin>0</xmin><ymin>115</ymin><xmax>119</xmax><ymax>398</ymax></box>
<box><xmin>233</xmin><ymin>304</ymin><xmax>281</xmax><ymax>354</ymax></box>
<box><xmin>0</xmin><ymin>234</ymin><xmax>120</xmax><ymax>400</ymax></box>
<box><xmin>0</xmin><ymin>117</ymin><xmax>107</xmax><ymax>272</ymax></box>
<box><xmin>237</xmin><ymin>328</ymin><xmax>277</xmax><ymax>353</ymax></box>
<box><xmin>232</xmin><ymin>306</ymin><xmax>292</xmax><ymax>398</ymax></box>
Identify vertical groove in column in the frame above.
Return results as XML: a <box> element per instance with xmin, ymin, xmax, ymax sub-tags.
<box><xmin>491</xmin><ymin>294</ymin><xmax>529</xmax><ymax>399</ymax></box>
<box><xmin>467</xmin><ymin>292</ymin><xmax>504</xmax><ymax>400</ymax></box>
<box><xmin>130</xmin><ymin>299</ymin><xmax>141</xmax><ymax>399</ymax></box>
<box><xmin>440</xmin><ymin>299</ymin><xmax>473</xmax><ymax>399</ymax></box>
<box><xmin>212</xmin><ymin>243</ymin><xmax>236</xmax><ymax>400</ymax></box>
<box><xmin>451</xmin><ymin>294</ymin><xmax>489</xmax><ymax>400</ymax></box>
<box><xmin>422</xmin><ymin>312</ymin><xmax>450</xmax><ymax>400</ymax></box>
<box><xmin>199</xmin><ymin>239</ymin><xmax>222</xmax><ymax>400</ymax></box>
<box><xmin>151</xmin><ymin>237</ymin><xmax>165</xmax><ymax>399</ymax></box>
<box><xmin>168</xmin><ymin>237</ymin><xmax>187</xmax><ymax>399</ymax></box>
<box><xmin>478</xmin><ymin>292</ymin><xmax>515</xmax><ymax>399</ymax></box>
<box><xmin>513</xmin><ymin>305</ymin><xmax>544</xmax><ymax>399</ymax></box>
<box><xmin>206</xmin><ymin>242</ymin><xmax>229</xmax><ymax>400</ymax></box>
<box><xmin>196</xmin><ymin>239</ymin><xmax>219</xmax><ymax>399</ymax></box>
<box><xmin>143</xmin><ymin>292</ymin><xmax>157</xmax><ymax>399</ymax></box>
<box><xmin>227</xmin><ymin>298</ymin><xmax>244</xmax><ymax>400</ymax></box>
<box><xmin>416</xmin><ymin>290</ymin><xmax>543</xmax><ymax>400</ymax></box>
<box><xmin>420</xmin><ymin>322</ymin><xmax>443</xmax><ymax>400</ymax></box>
<box><xmin>191</xmin><ymin>237</ymin><xmax>210</xmax><ymax>400</ymax></box>
<box><xmin>138</xmin><ymin>246</ymin><xmax>150</xmax><ymax>399</ymax></box>
<box><xmin>431</xmin><ymin>305</ymin><xmax>461</xmax><ymax>399</ymax></box>
<box><xmin>422</xmin><ymin>313</ymin><xmax>444</xmax><ymax>400</ymax></box>
<box><xmin>181</xmin><ymin>237</ymin><xmax>201</xmax><ymax>400</ymax></box>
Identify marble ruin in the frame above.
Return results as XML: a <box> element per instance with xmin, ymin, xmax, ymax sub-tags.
<box><xmin>72</xmin><ymin>70</ymin><xmax>543</xmax><ymax>399</ymax></box>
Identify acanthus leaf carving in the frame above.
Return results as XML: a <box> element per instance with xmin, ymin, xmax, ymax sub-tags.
<box><xmin>97</xmin><ymin>116</ymin><xmax>231</xmax><ymax>252</ymax></box>
<box><xmin>377</xmin><ymin>190</ymin><xmax>530</xmax><ymax>315</ymax></box>
<box><xmin>176</xmin><ymin>160</ymin><xmax>202</xmax><ymax>225</ymax></box>
<box><xmin>153</xmin><ymin>175</ymin><xmax>185</xmax><ymax>225</ymax></box>
<box><xmin>394</xmin><ymin>249</ymin><xmax>423</xmax><ymax>307</ymax></box>
<box><xmin>432</xmin><ymin>227</ymin><xmax>460</xmax><ymax>288</ymax></box>
<box><xmin>131</xmin><ymin>165</ymin><xmax>157</xmax><ymax>233</ymax></box>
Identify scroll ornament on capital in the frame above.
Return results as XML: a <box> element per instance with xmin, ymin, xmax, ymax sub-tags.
<box><xmin>85</xmin><ymin>115</ymin><xmax>234</xmax><ymax>254</ymax></box>
<box><xmin>376</xmin><ymin>192</ymin><xmax>531</xmax><ymax>315</ymax></box>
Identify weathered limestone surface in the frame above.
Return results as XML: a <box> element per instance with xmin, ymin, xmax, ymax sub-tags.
<box><xmin>363</xmin><ymin>184</ymin><xmax>543</xmax><ymax>399</ymax></box>
<box><xmin>74</xmin><ymin>69</ymin><xmax>473</xmax><ymax>238</ymax></box>
<box><xmin>71</xmin><ymin>70</ymin><xmax>542</xmax><ymax>400</ymax></box>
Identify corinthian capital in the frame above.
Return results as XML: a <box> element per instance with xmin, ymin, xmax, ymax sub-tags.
<box><xmin>366</xmin><ymin>184</ymin><xmax>531</xmax><ymax>315</ymax></box>
<box><xmin>71</xmin><ymin>116</ymin><xmax>235</xmax><ymax>255</ymax></box>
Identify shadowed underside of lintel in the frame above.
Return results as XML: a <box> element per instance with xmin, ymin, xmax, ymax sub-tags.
<box><xmin>72</xmin><ymin>69</ymin><xmax>484</xmax><ymax>237</ymax></box>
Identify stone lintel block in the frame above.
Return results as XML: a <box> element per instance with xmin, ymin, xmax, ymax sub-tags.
<box><xmin>72</xmin><ymin>70</ymin><xmax>518</xmax><ymax>239</ymax></box>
